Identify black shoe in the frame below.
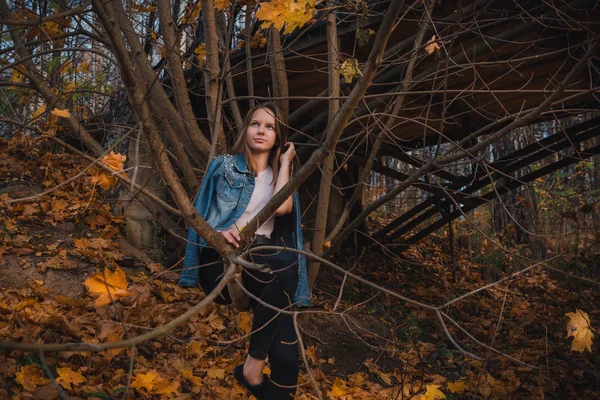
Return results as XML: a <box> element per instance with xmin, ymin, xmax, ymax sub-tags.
<box><xmin>233</xmin><ymin>364</ymin><xmax>270</xmax><ymax>399</ymax></box>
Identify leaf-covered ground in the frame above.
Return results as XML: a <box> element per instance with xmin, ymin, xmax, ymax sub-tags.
<box><xmin>1</xmin><ymin>135</ymin><xmax>598</xmax><ymax>399</ymax></box>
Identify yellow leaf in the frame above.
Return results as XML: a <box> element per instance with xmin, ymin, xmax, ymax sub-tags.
<box><xmin>101</xmin><ymin>332</ymin><xmax>124</xmax><ymax>360</ymax></box>
<box><xmin>182</xmin><ymin>2</ymin><xmax>201</xmax><ymax>24</ymax></box>
<box><xmin>11</xmin><ymin>68</ymin><xmax>24</xmax><ymax>83</ymax></box>
<box><xmin>356</xmin><ymin>28</ymin><xmax>375</xmax><ymax>47</ymax></box>
<box><xmin>337</xmin><ymin>58</ymin><xmax>362</xmax><ymax>84</ymax></box>
<box><xmin>51</xmin><ymin>108</ymin><xmax>71</xmax><ymax>118</ymax></box>
<box><xmin>424</xmin><ymin>35</ymin><xmax>440</xmax><ymax>55</ymax></box>
<box><xmin>329</xmin><ymin>378</ymin><xmax>347</xmax><ymax>397</ymax></box>
<box><xmin>84</xmin><ymin>266</ymin><xmax>131</xmax><ymax>307</ymax></box>
<box><xmin>181</xmin><ymin>369</ymin><xmax>203</xmax><ymax>387</ymax></box>
<box><xmin>153</xmin><ymin>378</ymin><xmax>180</xmax><ymax>395</ymax></box>
<box><xmin>55</xmin><ymin>367</ymin><xmax>86</xmax><ymax>390</ymax></box>
<box><xmin>58</xmin><ymin>59</ymin><xmax>72</xmax><ymax>74</ymax></box>
<box><xmin>194</xmin><ymin>43</ymin><xmax>207</xmax><ymax>66</ymax></box>
<box><xmin>206</xmin><ymin>367</ymin><xmax>225</xmax><ymax>379</ymax></box>
<box><xmin>256</xmin><ymin>0</ymin><xmax>316</xmax><ymax>34</ymax></box>
<box><xmin>238</xmin><ymin>311</ymin><xmax>252</xmax><ymax>334</ymax></box>
<box><xmin>421</xmin><ymin>384</ymin><xmax>446</xmax><ymax>400</ymax></box>
<box><xmin>447</xmin><ymin>379</ymin><xmax>466</xmax><ymax>393</ymax></box>
<box><xmin>186</xmin><ymin>341</ymin><xmax>204</xmax><ymax>357</ymax></box>
<box><xmin>41</xmin><ymin>20</ymin><xmax>62</xmax><ymax>35</ymax></box>
<box><xmin>77</xmin><ymin>60</ymin><xmax>89</xmax><ymax>73</ymax></box>
<box><xmin>15</xmin><ymin>365</ymin><xmax>49</xmax><ymax>391</ymax></box>
<box><xmin>566</xmin><ymin>309</ymin><xmax>594</xmax><ymax>352</ymax></box>
<box><xmin>64</xmin><ymin>81</ymin><xmax>76</xmax><ymax>92</ymax></box>
<box><xmin>131</xmin><ymin>370</ymin><xmax>159</xmax><ymax>392</ymax></box>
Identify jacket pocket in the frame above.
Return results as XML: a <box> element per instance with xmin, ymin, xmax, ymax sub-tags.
<box><xmin>217</xmin><ymin>172</ymin><xmax>244</xmax><ymax>202</ymax></box>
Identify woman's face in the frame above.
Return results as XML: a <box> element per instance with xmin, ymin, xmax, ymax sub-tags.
<box><xmin>245</xmin><ymin>108</ymin><xmax>277</xmax><ymax>155</ymax></box>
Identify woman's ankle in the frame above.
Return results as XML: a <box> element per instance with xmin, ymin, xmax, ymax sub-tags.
<box><xmin>243</xmin><ymin>355</ymin><xmax>265</xmax><ymax>385</ymax></box>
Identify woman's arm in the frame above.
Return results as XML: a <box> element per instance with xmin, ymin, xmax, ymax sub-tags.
<box><xmin>273</xmin><ymin>142</ymin><xmax>295</xmax><ymax>216</ymax></box>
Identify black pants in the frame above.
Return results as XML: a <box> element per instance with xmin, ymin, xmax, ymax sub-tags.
<box><xmin>198</xmin><ymin>246</ymin><xmax>299</xmax><ymax>399</ymax></box>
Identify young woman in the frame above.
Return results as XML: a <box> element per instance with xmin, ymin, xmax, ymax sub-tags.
<box><xmin>178</xmin><ymin>103</ymin><xmax>310</xmax><ymax>399</ymax></box>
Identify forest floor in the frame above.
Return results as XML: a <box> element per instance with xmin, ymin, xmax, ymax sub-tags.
<box><xmin>1</xmin><ymin>135</ymin><xmax>598</xmax><ymax>399</ymax></box>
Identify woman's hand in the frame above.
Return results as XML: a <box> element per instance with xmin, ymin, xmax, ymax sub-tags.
<box><xmin>218</xmin><ymin>228</ymin><xmax>241</xmax><ymax>248</ymax></box>
<box><xmin>280</xmin><ymin>142</ymin><xmax>295</xmax><ymax>167</ymax></box>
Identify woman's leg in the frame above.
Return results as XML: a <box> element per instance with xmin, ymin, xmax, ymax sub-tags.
<box><xmin>264</xmin><ymin>313</ymin><xmax>298</xmax><ymax>399</ymax></box>
<box><xmin>240</xmin><ymin>249</ymin><xmax>299</xmax><ymax>388</ymax></box>
<box><xmin>243</xmin><ymin>249</ymin><xmax>298</xmax><ymax>359</ymax></box>
<box><xmin>197</xmin><ymin>247</ymin><xmax>231</xmax><ymax>305</ymax></box>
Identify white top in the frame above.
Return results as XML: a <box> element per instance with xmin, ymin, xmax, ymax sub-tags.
<box><xmin>234</xmin><ymin>166</ymin><xmax>275</xmax><ymax>238</ymax></box>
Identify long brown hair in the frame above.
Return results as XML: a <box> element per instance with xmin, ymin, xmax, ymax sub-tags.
<box><xmin>231</xmin><ymin>102</ymin><xmax>286</xmax><ymax>182</ymax></box>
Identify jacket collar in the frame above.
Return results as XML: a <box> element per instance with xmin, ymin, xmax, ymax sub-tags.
<box><xmin>233</xmin><ymin>153</ymin><xmax>250</xmax><ymax>174</ymax></box>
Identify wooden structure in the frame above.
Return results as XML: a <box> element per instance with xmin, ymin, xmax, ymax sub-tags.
<box><xmin>190</xmin><ymin>0</ymin><xmax>600</xmax><ymax>247</ymax></box>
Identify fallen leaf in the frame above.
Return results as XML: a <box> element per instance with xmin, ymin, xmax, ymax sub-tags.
<box><xmin>84</xmin><ymin>266</ymin><xmax>131</xmax><ymax>307</ymax></box>
<box><xmin>153</xmin><ymin>378</ymin><xmax>180</xmax><ymax>396</ymax></box>
<box><xmin>181</xmin><ymin>369</ymin><xmax>203</xmax><ymax>387</ymax></box>
<box><xmin>206</xmin><ymin>367</ymin><xmax>225</xmax><ymax>379</ymax></box>
<box><xmin>447</xmin><ymin>379</ymin><xmax>467</xmax><ymax>393</ymax></box>
<box><xmin>15</xmin><ymin>365</ymin><xmax>49</xmax><ymax>391</ymax></box>
<box><xmin>421</xmin><ymin>384</ymin><xmax>446</xmax><ymax>400</ymax></box>
<box><xmin>55</xmin><ymin>367</ymin><xmax>86</xmax><ymax>390</ymax></box>
<box><xmin>238</xmin><ymin>311</ymin><xmax>252</xmax><ymax>334</ymax></box>
<box><xmin>329</xmin><ymin>378</ymin><xmax>348</xmax><ymax>397</ymax></box>
<box><xmin>131</xmin><ymin>370</ymin><xmax>160</xmax><ymax>392</ymax></box>
<box><xmin>566</xmin><ymin>309</ymin><xmax>594</xmax><ymax>352</ymax></box>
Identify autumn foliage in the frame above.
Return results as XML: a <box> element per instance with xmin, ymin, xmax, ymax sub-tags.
<box><xmin>1</xmin><ymin>0</ymin><xmax>600</xmax><ymax>398</ymax></box>
<box><xmin>1</xmin><ymin>134</ymin><xmax>598</xmax><ymax>398</ymax></box>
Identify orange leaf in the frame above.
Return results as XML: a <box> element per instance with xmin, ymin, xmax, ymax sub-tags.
<box><xmin>447</xmin><ymin>379</ymin><xmax>467</xmax><ymax>393</ymax></box>
<box><xmin>206</xmin><ymin>367</ymin><xmax>225</xmax><ymax>379</ymax></box>
<box><xmin>84</xmin><ymin>266</ymin><xmax>131</xmax><ymax>307</ymax></box>
<box><xmin>153</xmin><ymin>379</ymin><xmax>180</xmax><ymax>396</ymax></box>
<box><xmin>424</xmin><ymin>35</ymin><xmax>440</xmax><ymax>55</ymax></box>
<box><xmin>214</xmin><ymin>0</ymin><xmax>231</xmax><ymax>10</ymax></box>
<box><xmin>329</xmin><ymin>377</ymin><xmax>348</xmax><ymax>397</ymax></box>
<box><xmin>238</xmin><ymin>311</ymin><xmax>252</xmax><ymax>334</ymax></box>
<box><xmin>15</xmin><ymin>365</ymin><xmax>49</xmax><ymax>391</ymax></box>
<box><xmin>55</xmin><ymin>367</ymin><xmax>86</xmax><ymax>390</ymax></box>
<box><xmin>50</xmin><ymin>108</ymin><xmax>71</xmax><ymax>118</ymax></box>
<box><xmin>90</xmin><ymin>151</ymin><xmax>126</xmax><ymax>190</ymax></box>
<box><xmin>131</xmin><ymin>370</ymin><xmax>159</xmax><ymax>392</ymax></box>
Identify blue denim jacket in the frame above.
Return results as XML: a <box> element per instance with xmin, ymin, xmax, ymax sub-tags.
<box><xmin>178</xmin><ymin>153</ymin><xmax>311</xmax><ymax>307</ymax></box>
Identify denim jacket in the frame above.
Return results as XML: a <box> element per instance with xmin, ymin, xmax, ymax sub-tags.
<box><xmin>178</xmin><ymin>153</ymin><xmax>311</xmax><ymax>307</ymax></box>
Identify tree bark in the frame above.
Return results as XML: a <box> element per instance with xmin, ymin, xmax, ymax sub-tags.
<box><xmin>307</xmin><ymin>2</ymin><xmax>340</xmax><ymax>289</ymax></box>
<box><xmin>157</xmin><ymin>0</ymin><xmax>212</xmax><ymax>164</ymax></box>
<box><xmin>268</xmin><ymin>27</ymin><xmax>289</xmax><ymax>128</ymax></box>
<box><xmin>202</xmin><ymin>0</ymin><xmax>227</xmax><ymax>162</ymax></box>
